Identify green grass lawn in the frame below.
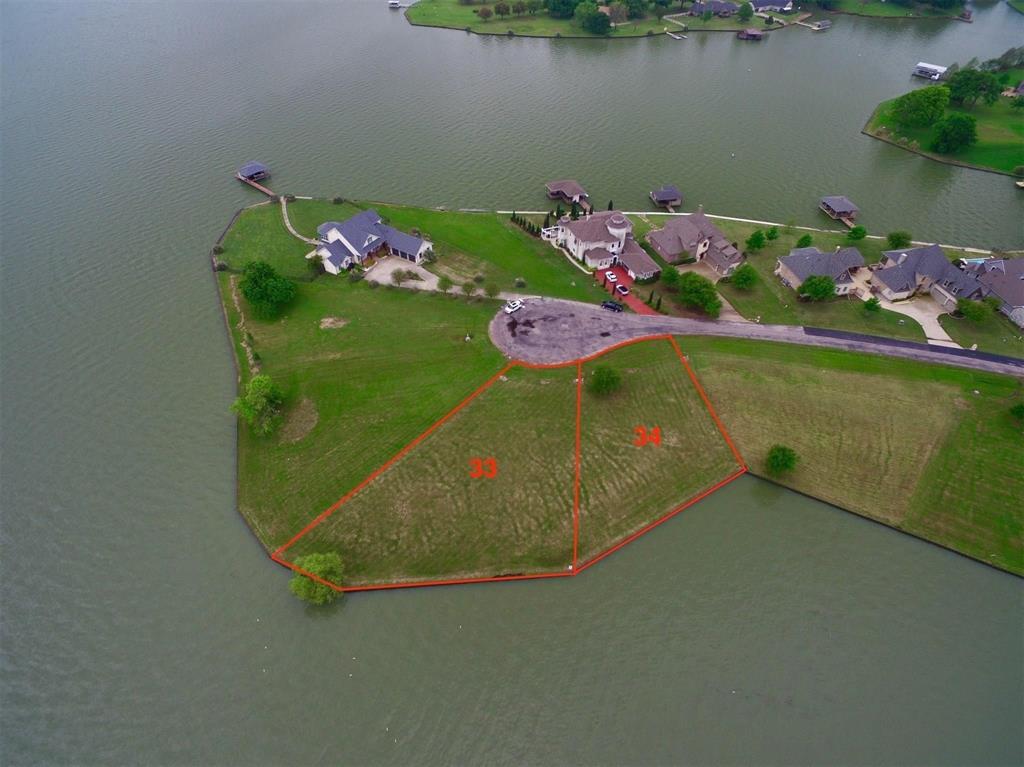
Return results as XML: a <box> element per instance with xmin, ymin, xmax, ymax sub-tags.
<box><xmin>287</xmin><ymin>364</ymin><xmax>578</xmax><ymax>585</ymax></box>
<box><xmin>222</xmin><ymin>276</ymin><xmax>508</xmax><ymax>549</ymax></box>
<box><xmin>406</xmin><ymin>0</ymin><xmax>669</xmax><ymax>36</ymax></box>
<box><xmin>664</xmin><ymin>9</ymin><xmax>785</xmax><ymax>30</ymax></box>
<box><xmin>1010</xmin><ymin>0</ymin><xmax>1024</xmax><ymax>14</ymax></box>
<box><xmin>222</xmin><ymin>199</ymin><xmax>607</xmax><ymax>303</ymax></box>
<box><xmin>682</xmin><ymin>336</ymin><xmax>1024</xmax><ymax>574</ymax></box>
<box><xmin>577</xmin><ymin>339</ymin><xmax>740</xmax><ymax>564</ymax></box>
<box><xmin>939</xmin><ymin>310</ymin><xmax>1024</xmax><ymax>358</ymax></box>
<box><xmin>866</xmin><ymin>95</ymin><xmax>1024</xmax><ymax>175</ymax></box>
<box><xmin>828</xmin><ymin>0</ymin><xmax>960</xmax><ymax>16</ymax></box>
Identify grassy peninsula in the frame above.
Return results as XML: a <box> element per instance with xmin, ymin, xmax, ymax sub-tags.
<box><xmin>216</xmin><ymin>198</ymin><xmax>1023</xmax><ymax>585</ymax></box>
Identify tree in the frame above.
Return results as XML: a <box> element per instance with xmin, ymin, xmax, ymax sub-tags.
<box><xmin>766</xmin><ymin>226</ymin><xmax>779</xmax><ymax>241</ymax></box>
<box><xmin>931</xmin><ymin>113</ymin><xmax>977</xmax><ymax>154</ymax></box>
<box><xmin>231</xmin><ymin>375</ymin><xmax>284</xmax><ymax>436</ymax></box>
<box><xmin>677</xmin><ymin>271</ymin><xmax>722</xmax><ymax>318</ymax></box>
<box><xmin>240</xmin><ymin>261</ymin><xmax>296</xmax><ymax>319</ymax></box>
<box><xmin>494</xmin><ymin>0</ymin><xmax>510</xmax><ymax>16</ymax></box>
<box><xmin>548</xmin><ymin>0</ymin><xmax>580</xmax><ymax>17</ymax></box>
<box><xmin>307</xmin><ymin>253</ymin><xmax>324</xmax><ymax>277</ymax></box>
<box><xmin>1011</xmin><ymin>97</ymin><xmax>1024</xmax><ymax>111</ymax></box>
<box><xmin>513</xmin><ymin>0</ymin><xmax>527</xmax><ymax>14</ymax></box>
<box><xmin>863</xmin><ymin>296</ymin><xmax>881</xmax><ymax>313</ymax></box>
<box><xmin>526</xmin><ymin>0</ymin><xmax>542</xmax><ymax>12</ymax></box>
<box><xmin>589</xmin><ymin>365</ymin><xmax>622</xmax><ymax>395</ymax></box>
<box><xmin>886</xmin><ymin>230</ymin><xmax>913</xmax><ymax>250</ymax></box>
<box><xmin>891</xmin><ymin>85</ymin><xmax>949</xmax><ymax>128</ymax></box>
<box><xmin>478</xmin><ymin>5</ymin><xmax>493</xmax><ymax>19</ymax></box>
<box><xmin>484</xmin><ymin>282</ymin><xmax>501</xmax><ymax>299</ymax></box>
<box><xmin>438</xmin><ymin>275</ymin><xmax>454</xmax><ymax>294</ymax></box>
<box><xmin>731</xmin><ymin>262</ymin><xmax>758</xmax><ymax>290</ymax></box>
<box><xmin>608</xmin><ymin>1</ymin><xmax>628</xmax><ymax>20</ymax></box>
<box><xmin>625</xmin><ymin>0</ymin><xmax>647</xmax><ymax>17</ymax></box>
<box><xmin>701</xmin><ymin>9</ymin><xmax>713</xmax><ymax>22</ymax></box>
<box><xmin>654</xmin><ymin>3</ymin><xmax>667</xmax><ymax>18</ymax></box>
<box><xmin>575</xmin><ymin>1</ymin><xmax>611</xmax><ymax>33</ymax></box>
<box><xmin>607</xmin><ymin>199</ymin><xmax>614</xmax><ymax>210</ymax></box>
<box><xmin>288</xmin><ymin>552</ymin><xmax>344</xmax><ymax>605</ymax></box>
<box><xmin>660</xmin><ymin>265</ymin><xmax>681</xmax><ymax>291</ymax></box>
<box><xmin>799</xmin><ymin>275</ymin><xmax>836</xmax><ymax>301</ymax></box>
<box><xmin>846</xmin><ymin>225</ymin><xmax>867</xmax><ymax>241</ymax></box>
<box><xmin>738</xmin><ymin>1</ymin><xmax>753</xmax><ymax>19</ymax></box>
<box><xmin>462</xmin><ymin>280</ymin><xmax>477</xmax><ymax>298</ymax></box>
<box><xmin>392</xmin><ymin>269</ymin><xmax>408</xmax><ymax>286</ymax></box>
<box><xmin>765</xmin><ymin>445</ymin><xmax>798</xmax><ymax>476</ymax></box>
<box><xmin>946</xmin><ymin>69</ymin><xmax>1000</xmax><ymax>108</ymax></box>
<box><xmin>570</xmin><ymin>201</ymin><xmax>580</xmax><ymax>220</ymax></box>
<box><xmin>795</xmin><ymin>233</ymin><xmax>813</xmax><ymax>248</ymax></box>
<box><xmin>956</xmin><ymin>297</ymin><xmax>986</xmax><ymax>321</ymax></box>
<box><xmin>745</xmin><ymin>229</ymin><xmax>767</xmax><ymax>252</ymax></box>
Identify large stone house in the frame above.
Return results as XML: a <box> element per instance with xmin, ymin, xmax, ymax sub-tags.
<box><xmin>775</xmin><ymin>246</ymin><xmax>865</xmax><ymax>296</ymax></box>
<box><xmin>870</xmin><ymin>244</ymin><xmax>985</xmax><ymax>310</ymax></box>
<box><xmin>315</xmin><ymin>210</ymin><xmax>432</xmax><ymax>275</ymax></box>
<box><xmin>966</xmin><ymin>257</ymin><xmax>1024</xmax><ymax>328</ymax></box>
<box><xmin>750</xmin><ymin>0</ymin><xmax>793</xmax><ymax>10</ymax></box>
<box><xmin>545</xmin><ymin>211</ymin><xmax>661</xmax><ymax>281</ymax></box>
<box><xmin>645</xmin><ymin>210</ymin><xmax>742</xmax><ymax>277</ymax></box>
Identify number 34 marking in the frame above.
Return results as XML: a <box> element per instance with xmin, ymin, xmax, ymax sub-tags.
<box><xmin>634</xmin><ymin>426</ymin><xmax>662</xmax><ymax>447</ymax></box>
<box><xmin>469</xmin><ymin>457</ymin><xmax>498</xmax><ymax>478</ymax></box>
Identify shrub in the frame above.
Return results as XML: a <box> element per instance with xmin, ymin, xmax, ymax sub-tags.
<box><xmin>799</xmin><ymin>275</ymin><xmax>836</xmax><ymax>301</ymax></box>
<box><xmin>1014</xmin><ymin>165</ymin><xmax>1024</xmax><ymax>178</ymax></box>
<box><xmin>288</xmin><ymin>552</ymin><xmax>344</xmax><ymax>605</ymax></box>
<box><xmin>367</xmin><ymin>279</ymin><xmax>379</xmax><ymax>289</ymax></box>
<box><xmin>589</xmin><ymin>365</ymin><xmax>622</xmax><ymax>395</ymax></box>
<box><xmin>473</xmin><ymin>273</ymin><xmax>486</xmax><ymax>284</ymax></box>
<box><xmin>795</xmin><ymin>234</ymin><xmax>813</xmax><ymax>248</ymax></box>
<box><xmin>886</xmin><ymin>230</ymin><xmax>913</xmax><ymax>249</ymax></box>
<box><xmin>956</xmin><ymin>298</ymin><xmax>986</xmax><ymax>321</ymax></box>
<box><xmin>765</xmin><ymin>445</ymin><xmax>798</xmax><ymax>476</ymax></box>
<box><xmin>212</xmin><ymin>244</ymin><xmax>225</xmax><ymax>255</ymax></box>
<box><xmin>766</xmin><ymin>226</ymin><xmax>779</xmax><ymax>241</ymax></box>
<box><xmin>283</xmin><ymin>193</ymin><xmax>296</xmax><ymax>202</ymax></box>
<box><xmin>863</xmin><ymin>296</ymin><xmax>881</xmax><ymax>313</ymax></box>
<box><xmin>332</xmin><ymin>196</ymin><xmax>345</xmax><ymax>204</ymax></box>
<box><xmin>847</xmin><ymin>225</ymin><xmax>867</xmax><ymax>241</ymax></box>
<box><xmin>347</xmin><ymin>271</ymin><xmax>364</xmax><ymax>284</ymax></box>
<box><xmin>231</xmin><ymin>375</ymin><xmax>284</xmax><ymax>436</ymax></box>
<box><xmin>731</xmin><ymin>263</ymin><xmax>758</xmax><ymax>290</ymax></box>
<box><xmin>514</xmin><ymin>277</ymin><xmax>527</xmax><ymax>288</ymax></box>
<box><xmin>1010</xmin><ymin>403</ymin><xmax>1024</xmax><ymax>422</ymax></box>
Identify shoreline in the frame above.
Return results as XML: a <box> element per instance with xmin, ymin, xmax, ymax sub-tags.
<box><xmin>212</xmin><ymin>195</ymin><xmax>1023</xmax><ymax>584</ymax></box>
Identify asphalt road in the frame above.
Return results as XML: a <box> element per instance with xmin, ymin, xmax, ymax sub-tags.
<box><xmin>488</xmin><ymin>298</ymin><xmax>1024</xmax><ymax>377</ymax></box>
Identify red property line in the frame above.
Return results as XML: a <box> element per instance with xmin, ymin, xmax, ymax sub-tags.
<box><xmin>274</xmin><ymin>361</ymin><xmax>515</xmax><ymax>556</ymax></box>
<box><xmin>575</xmin><ymin>467</ymin><xmax>748</xmax><ymax>574</ymax></box>
<box><xmin>668</xmin><ymin>336</ymin><xmax>748</xmax><ymax>471</ymax></box>
<box><xmin>271</xmin><ymin>334</ymin><xmax>749</xmax><ymax>593</ymax></box>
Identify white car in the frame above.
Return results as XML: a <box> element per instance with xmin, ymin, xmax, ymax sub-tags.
<box><xmin>604</xmin><ymin>271</ymin><xmax>618</xmax><ymax>283</ymax></box>
<box><xmin>504</xmin><ymin>299</ymin><xmax>524</xmax><ymax>314</ymax></box>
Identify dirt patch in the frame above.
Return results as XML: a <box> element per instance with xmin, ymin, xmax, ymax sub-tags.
<box><xmin>279</xmin><ymin>397</ymin><xmax>319</xmax><ymax>443</ymax></box>
<box><xmin>229</xmin><ymin>276</ymin><xmax>260</xmax><ymax>376</ymax></box>
<box><xmin>319</xmin><ymin>316</ymin><xmax>348</xmax><ymax>330</ymax></box>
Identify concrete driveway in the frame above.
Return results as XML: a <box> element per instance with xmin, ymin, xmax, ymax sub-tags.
<box><xmin>848</xmin><ymin>269</ymin><xmax>958</xmax><ymax>347</ymax></box>
<box><xmin>487</xmin><ymin>297</ymin><xmax>1023</xmax><ymax>377</ymax></box>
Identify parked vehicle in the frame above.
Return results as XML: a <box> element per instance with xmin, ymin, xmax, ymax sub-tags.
<box><xmin>504</xmin><ymin>299</ymin><xmax>524</xmax><ymax>314</ymax></box>
<box><xmin>601</xmin><ymin>300</ymin><xmax>624</xmax><ymax>312</ymax></box>
<box><xmin>615</xmin><ymin>285</ymin><xmax>630</xmax><ymax>296</ymax></box>
<box><xmin>604</xmin><ymin>271</ymin><xmax>618</xmax><ymax>283</ymax></box>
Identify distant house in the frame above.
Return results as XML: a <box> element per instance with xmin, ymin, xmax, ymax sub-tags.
<box><xmin>750</xmin><ymin>0</ymin><xmax>792</xmax><ymax>11</ymax></box>
<box><xmin>819</xmin><ymin>195</ymin><xmax>859</xmax><ymax>222</ymax></box>
<box><xmin>547</xmin><ymin>211</ymin><xmax>660</xmax><ymax>280</ymax></box>
<box><xmin>650</xmin><ymin>184</ymin><xmax>683</xmax><ymax>209</ymax></box>
<box><xmin>775</xmin><ymin>246</ymin><xmax>865</xmax><ymax>296</ymax></box>
<box><xmin>545</xmin><ymin>180</ymin><xmax>590</xmax><ymax>207</ymax></box>
<box><xmin>912</xmin><ymin>62</ymin><xmax>947</xmax><ymax>81</ymax></box>
<box><xmin>646</xmin><ymin>209</ymin><xmax>742</xmax><ymax>277</ymax></box>
<box><xmin>966</xmin><ymin>258</ymin><xmax>1024</xmax><ymax>328</ymax></box>
<box><xmin>690</xmin><ymin>0</ymin><xmax>739</xmax><ymax>15</ymax></box>
<box><xmin>870</xmin><ymin>244</ymin><xmax>986</xmax><ymax>310</ymax></box>
<box><xmin>315</xmin><ymin>210</ymin><xmax>432</xmax><ymax>274</ymax></box>
<box><xmin>237</xmin><ymin>161</ymin><xmax>269</xmax><ymax>182</ymax></box>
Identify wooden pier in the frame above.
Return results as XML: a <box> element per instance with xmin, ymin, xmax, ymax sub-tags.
<box><xmin>236</xmin><ymin>173</ymin><xmax>276</xmax><ymax>198</ymax></box>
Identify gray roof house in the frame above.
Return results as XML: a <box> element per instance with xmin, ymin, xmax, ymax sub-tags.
<box><xmin>750</xmin><ymin>0</ymin><xmax>793</xmax><ymax>10</ymax></box>
<box><xmin>690</xmin><ymin>0</ymin><xmax>740</xmax><ymax>14</ymax></box>
<box><xmin>547</xmin><ymin>210</ymin><xmax>660</xmax><ymax>280</ymax></box>
<box><xmin>870</xmin><ymin>244</ymin><xmax>986</xmax><ymax>310</ymax></box>
<box><xmin>646</xmin><ymin>210</ymin><xmax>742</xmax><ymax>277</ymax></box>
<box><xmin>969</xmin><ymin>258</ymin><xmax>1024</xmax><ymax>328</ymax></box>
<box><xmin>775</xmin><ymin>246</ymin><xmax>865</xmax><ymax>296</ymax></box>
<box><xmin>315</xmin><ymin>209</ymin><xmax>432</xmax><ymax>274</ymax></box>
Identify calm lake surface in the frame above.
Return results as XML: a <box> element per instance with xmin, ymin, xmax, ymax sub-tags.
<box><xmin>1</xmin><ymin>2</ymin><xmax>1022</xmax><ymax>764</ymax></box>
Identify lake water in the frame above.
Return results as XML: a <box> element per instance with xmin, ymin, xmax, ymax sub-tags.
<box><xmin>1</xmin><ymin>2</ymin><xmax>1021</xmax><ymax>764</ymax></box>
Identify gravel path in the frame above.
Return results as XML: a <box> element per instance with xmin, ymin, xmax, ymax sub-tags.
<box><xmin>488</xmin><ymin>297</ymin><xmax>1024</xmax><ymax>377</ymax></box>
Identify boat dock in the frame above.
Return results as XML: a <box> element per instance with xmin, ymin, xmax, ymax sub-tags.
<box><xmin>235</xmin><ymin>161</ymin><xmax>276</xmax><ymax>197</ymax></box>
<box><xmin>236</xmin><ymin>173</ymin><xmax>276</xmax><ymax>197</ymax></box>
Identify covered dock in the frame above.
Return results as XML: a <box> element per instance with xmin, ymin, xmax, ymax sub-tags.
<box><xmin>650</xmin><ymin>184</ymin><xmax>683</xmax><ymax>211</ymax></box>
<box><xmin>235</xmin><ymin>161</ymin><xmax>275</xmax><ymax>197</ymax></box>
<box><xmin>819</xmin><ymin>195</ymin><xmax>859</xmax><ymax>227</ymax></box>
<box><xmin>545</xmin><ymin>180</ymin><xmax>592</xmax><ymax>212</ymax></box>
<box><xmin>737</xmin><ymin>28</ymin><xmax>765</xmax><ymax>40</ymax></box>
